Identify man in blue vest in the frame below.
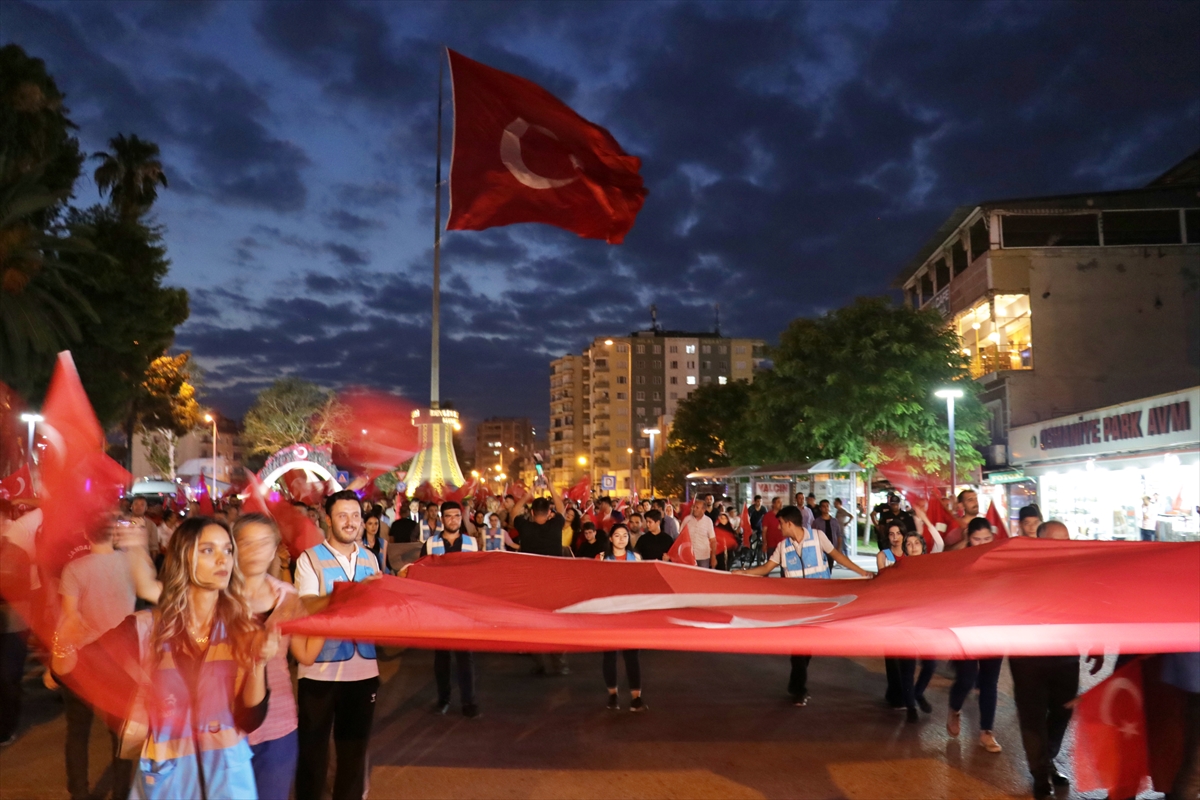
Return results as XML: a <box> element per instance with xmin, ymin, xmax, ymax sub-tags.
<box><xmin>424</xmin><ymin>501</ymin><xmax>482</xmax><ymax>718</ymax></box>
<box><xmin>732</xmin><ymin>505</ymin><xmax>871</xmax><ymax>706</ymax></box>
<box><xmin>293</xmin><ymin>490</ymin><xmax>381</xmax><ymax>800</ymax></box>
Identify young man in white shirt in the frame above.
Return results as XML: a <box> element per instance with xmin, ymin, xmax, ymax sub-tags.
<box><xmin>678</xmin><ymin>501</ymin><xmax>718</xmax><ymax>568</ymax></box>
<box><xmin>733</xmin><ymin>505</ymin><xmax>871</xmax><ymax>705</ymax></box>
<box><xmin>293</xmin><ymin>490</ymin><xmax>380</xmax><ymax>800</ymax></box>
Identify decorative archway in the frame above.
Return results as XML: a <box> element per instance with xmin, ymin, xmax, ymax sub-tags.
<box><xmin>257</xmin><ymin>443</ymin><xmax>342</xmax><ymax>491</ymax></box>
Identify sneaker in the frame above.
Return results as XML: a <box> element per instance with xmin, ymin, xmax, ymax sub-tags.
<box><xmin>946</xmin><ymin>709</ymin><xmax>961</xmax><ymax>737</ymax></box>
<box><xmin>906</xmin><ymin>708</ymin><xmax>919</xmax><ymax>724</ymax></box>
<box><xmin>979</xmin><ymin>731</ymin><xmax>1002</xmax><ymax>753</ymax></box>
<box><xmin>791</xmin><ymin>694</ymin><xmax>810</xmax><ymax>707</ymax></box>
<box><xmin>630</xmin><ymin>696</ymin><xmax>647</xmax><ymax>712</ymax></box>
<box><xmin>606</xmin><ymin>693</ymin><xmax>620</xmax><ymax>711</ymax></box>
<box><xmin>434</xmin><ymin>701</ymin><xmax>450</xmax><ymax>715</ymax></box>
<box><xmin>916</xmin><ymin>695</ymin><xmax>932</xmax><ymax>714</ymax></box>
<box><xmin>462</xmin><ymin>704</ymin><xmax>481</xmax><ymax>719</ymax></box>
<box><xmin>1050</xmin><ymin>772</ymin><xmax>1070</xmax><ymax>788</ymax></box>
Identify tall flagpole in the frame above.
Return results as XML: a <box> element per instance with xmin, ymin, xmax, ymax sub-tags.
<box><xmin>430</xmin><ymin>51</ymin><xmax>444</xmax><ymax>410</ymax></box>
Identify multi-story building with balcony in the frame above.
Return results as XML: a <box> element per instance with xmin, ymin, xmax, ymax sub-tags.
<box><xmin>550</xmin><ymin>327</ymin><xmax>766</xmax><ymax>496</ymax></box>
<box><xmin>474</xmin><ymin>417</ymin><xmax>535</xmax><ymax>488</ymax></box>
<box><xmin>895</xmin><ymin>149</ymin><xmax>1200</xmax><ymax>471</ymax></box>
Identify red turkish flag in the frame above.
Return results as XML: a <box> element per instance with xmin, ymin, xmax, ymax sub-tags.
<box><xmin>195</xmin><ymin>474</ymin><xmax>216</xmax><ymax>516</ymax></box>
<box><xmin>0</xmin><ymin>464</ymin><xmax>34</xmax><ymax>501</ymax></box>
<box><xmin>713</xmin><ymin>527</ymin><xmax>738</xmax><ymax>556</ymax></box>
<box><xmin>666</xmin><ymin>529</ymin><xmax>697</xmax><ymax>566</ymax></box>
<box><xmin>446</xmin><ymin>49</ymin><xmax>647</xmax><ymax>244</ymax></box>
<box><xmin>564</xmin><ymin>475</ymin><xmax>591</xmax><ymax>504</ymax></box>
<box><xmin>1073</xmin><ymin>660</ymin><xmax>1150</xmax><ymax>799</ymax></box>
<box><xmin>985</xmin><ymin>498</ymin><xmax>1010</xmax><ymax>538</ymax></box>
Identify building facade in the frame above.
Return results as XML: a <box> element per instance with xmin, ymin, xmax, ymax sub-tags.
<box><xmin>550</xmin><ymin>328</ymin><xmax>766</xmax><ymax>496</ymax></box>
<box><xmin>474</xmin><ymin>417</ymin><xmax>535</xmax><ymax>487</ymax></box>
<box><xmin>895</xmin><ymin>149</ymin><xmax>1200</xmax><ymax>535</ymax></box>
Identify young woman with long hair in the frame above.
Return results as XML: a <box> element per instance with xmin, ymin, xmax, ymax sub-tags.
<box><xmin>361</xmin><ymin>511</ymin><xmax>388</xmax><ymax>574</ymax></box>
<box><xmin>234</xmin><ymin>514</ymin><xmax>301</xmax><ymax>800</ymax></box>
<box><xmin>597</xmin><ymin>524</ymin><xmax>646</xmax><ymax>712</ymax></box>
<box><xmin>58</xmin><ymin>516</ymin><xmax>277</xmax><ymax>799</ymax></box>
<box><xmin>876</xmin><ymin>522</ymin><xmax>906</xmax><ymax>571</ymax></box>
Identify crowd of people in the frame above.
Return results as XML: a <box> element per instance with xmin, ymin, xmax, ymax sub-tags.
<box><xmin>0</xmin><ymin>479</ymin><xmax>1196</xmax><ymax>800</ymax></box>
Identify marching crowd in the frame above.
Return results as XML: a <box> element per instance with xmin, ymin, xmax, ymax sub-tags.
<box><xmin>0</xmin><ymin>481</ymin><xmax>1197</xmax><ymax>800</ymax></box>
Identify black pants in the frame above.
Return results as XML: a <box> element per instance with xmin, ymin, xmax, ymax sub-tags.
<box><xmin>789</xmin><ymin>655</ymin><xmax>812</xmax><ymax>698</ymax></box>
<box><xmin>62</xmin><ymin>684</ymin><xmax>133</xmax><ymax>800</ymax></box>
<box><xmin>0</xmin><ymin>631</ymin><xmax>26</xmax><ymax>742</ymax></box>
<box><xmin>296</xmin><ymin>677</ymin><xmax>379</xmax><ymax>800</ymax></box>
<box><xmin>1174</xmin><ymin>690</ymin><xmax>1200</xmax><ymax>800</ymax></box>
<box><xmin>602</xmin><ymin>651</ymin><xmax>641</xmax><ymax>691</ymax></box>
<box><xmin>891</xmin><ymin>658</ymin><xmax>936</xmax><ymax>709</ymax></box>
<box><xmin>1009</xmin><ymin>655</ymin><xmax>1078</xmax><ymax>786</ymax></box>
<box><xmin>434</xmin><ymin>650</ymin><xmax>476</xmax><ymax>706</ymax></box>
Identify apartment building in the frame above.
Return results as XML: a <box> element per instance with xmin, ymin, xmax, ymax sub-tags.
<box><xmin>550</xmin><ymin>328</ymin><xmax>766</xmax><ymax>496</ymax></box>
<box><xmin>474</xmin><ymin>417</ymin><xmax>535</xmax><ymax>485</ymax></box>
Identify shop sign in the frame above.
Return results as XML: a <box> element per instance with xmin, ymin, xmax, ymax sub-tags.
<box><xmin>985</xmin><ymin>469</ymin><xmax>1027</xmax><ymax>484</ymax></box>
<box><xmin>754</xmin><ymin>481</ymin><xmax>791</xmax><ymax>501</ymax></box>
<box><xmin>931</xmin><ymin>286</ymin><xmax>950</xmax><ymax>320</ymax></box>
<box><xmin>1009</xmin><ymin>387</ymin><xmax>1200</xmax><ymax>464</ymax></box>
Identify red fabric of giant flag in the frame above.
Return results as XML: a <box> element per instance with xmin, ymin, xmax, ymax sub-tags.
<box><xmin>282</xmin><ymin>538</ymin><xmax>1200</xmax><ymax>658</ymax></box>
<box><xmin>446</xmin><ymin>49</ymin><xmax>647</xmax><ymax>244</ymax></box>
<box><xmin>1073</xmin><ymin>660</ymin><xmax>1149</xmax><ymax>799</ymax></box>
<box><xmin>329</xmin><ymin>389</ymin><xmax>420</xmax><ymax>479</ymax></box>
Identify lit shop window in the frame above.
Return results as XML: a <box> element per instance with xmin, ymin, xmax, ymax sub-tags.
<box><xmin>954</xmin><ymin>294</ymin><xmax>1032</xmax><ymax>378</ymax></box>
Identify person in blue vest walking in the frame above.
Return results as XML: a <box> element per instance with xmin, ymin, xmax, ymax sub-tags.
<box><xmin>292</xmin><ymin>490</ymin><xmax>381</xmax><ymax>800</ymax></box>
<box><xmin>424</xmin><ymin>501</ymin><xmax>483</xmax><ymax>718</ymax></box>
<box><xmin>732</xmin><ymin>505</ymin><xmax>872</xmax><ymax>706</ymax></box>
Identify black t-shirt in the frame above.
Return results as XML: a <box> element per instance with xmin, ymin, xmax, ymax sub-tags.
<box><xmin>748</xmin><ymin>505</ymin><xmax>766</xmax><ymax>532</ymax></box>
<box><xmin>634</xmin><ymin>531</ymin><xmax>672</xmax><ymax>561</ymax></box>
<box><xmin>878</xmin><ymin>508</ymin><xmax>917</xmax><ymax>534</ymax></box>
<box><xmin>389</xmin><ymin>518</ymin><xmax>419</xmax><ymax>544</ymax></box>
<box><xmin>575</xmin><ymin>538</ymin><xmax>606</xmax><ymax>559</ymax></box>
<box><xmin>513</xmin><ymin>515</ymin><xmax>566</xmax><ymax>557</ymax></box>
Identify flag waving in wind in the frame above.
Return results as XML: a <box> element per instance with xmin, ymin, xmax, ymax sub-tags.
<box><xmin>446</xmin><ymin>49</ymin><xmax>647</xmax><ymax>244</ymax></box>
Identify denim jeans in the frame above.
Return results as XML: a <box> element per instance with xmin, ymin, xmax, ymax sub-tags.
<box><xmin>949</xmin><ymin>657</ymin><xmax>1003</xmax><ymax>730</ymax></box>
<box><xmin>250</xmin><ymin>730</ymin><xmax>298</xmax><ymax>800</ymax></box>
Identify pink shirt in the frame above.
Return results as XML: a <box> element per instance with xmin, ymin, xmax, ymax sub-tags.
<box><xmin>248</xmin><ymin>575</ymin><xmax>298</xmax><ymax>745</ymax></box>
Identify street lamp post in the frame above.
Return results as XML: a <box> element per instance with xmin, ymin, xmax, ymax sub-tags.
<box><xmin>642</xmin><ymin>428</ymin><xmax>660</xmax><ymax>500</ymax></box>
<box><xmin>934</xmin><ymin>389</ymin><xmax>964</xmax><ymax>496</ymax></box>
<box><xmin>204</xmin><ymin>413</ymin><xmax>217</xmax><ymax>497</ymax></box>
<box><xmin>19</xmin><ymin>413</ymin><xmax>43</xmax><ymax>465</ymax></box>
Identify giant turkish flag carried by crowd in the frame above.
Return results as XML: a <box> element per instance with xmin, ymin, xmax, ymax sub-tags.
<box><xmin>445</xmin><ymin>48</ymin><xmax>647</xmax><ymax>244</ymax></box>
<box><xmin>283</xmin><ymin>538</ymin><xmax>1200</xmax><ymax>658</ymax></box>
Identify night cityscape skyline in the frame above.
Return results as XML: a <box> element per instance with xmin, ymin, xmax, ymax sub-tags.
<box><xmin>6</xmin><ymin>0</ymin><xmax>1198</xmax><ymax>434</ymax></box>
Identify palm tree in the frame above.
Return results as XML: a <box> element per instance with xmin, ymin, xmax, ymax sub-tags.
<box><xmin>0</xmin><ymin>156</ymin><xmax>98</xmax><ymax>385</ymax></box>
<box><xmin>92</xmin><ymin>134</ymin><xmax>168</xmax><ymax>219</ymax></box>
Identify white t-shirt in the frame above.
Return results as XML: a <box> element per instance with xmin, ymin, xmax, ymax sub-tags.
<box><xmin>681</xmin><ymin>514</ymin><xmax>716</xmax><ymax>559</ymax></box>
<box><xmin>294</xmin><ymin>543</ymin><xmax>380</xmax><ymax>682</ymax></box>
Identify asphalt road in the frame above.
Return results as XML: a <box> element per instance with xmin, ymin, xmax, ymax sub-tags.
<box><xmin>0</xmin><ymin>645</ymin><xmax>1132</xmax><ymax>800</ymax></box>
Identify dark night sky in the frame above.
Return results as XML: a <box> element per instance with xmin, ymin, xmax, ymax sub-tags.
<box><xmin>7</xmin><ymin>1</ymin><xmax>1199</xmax><ymax>436</ymax></box>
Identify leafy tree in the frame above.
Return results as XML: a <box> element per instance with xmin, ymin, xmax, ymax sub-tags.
<box><xmin>135</xmin><ymin>352</ymin><xmax>202</xmax><ymax>479</ymax></box>
<box><xmin>0</xmin><ymin>44</ymin><xmax>84</xmax><ymax>206</ymax></box>
<box><xmin>650</xmin><ymin>381</ymin><xmax>752</xmax><ymax>497</ymax></box>
<box><xmin>649</xmin><ymin>446</ymin><xmax>690</xmax><ymax>499</ymax></box>
<box><xmin>243</xmin><ymin>378</ymin><xmax>346</xmax><ymax>458</ymax></box>
<box><xmin>92</xmin><ymin>134</ymin><xmax>168</xmax><ymax>220</ymax></box>
<box><xmin>738</xmin><ymin>297</ymin><xmax>987</xmax><ymax>478</ymax></box>
<box><xmin>0</xmin><ymin>162</ymin><xmax>97</xmax><ymax>392</ymax></box>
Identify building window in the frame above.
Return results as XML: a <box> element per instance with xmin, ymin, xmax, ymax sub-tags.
<box><xmin>616</xmin><ymin>344</ymin><xmax>628</xmax><ymax>353</ymax></box>
<box><xmin>617</xmin><ymin>407</ymin><xmax>627</xmax><ymax>415</ymax></box>
<box><xmin>636</xmin><ymin>344</ymin><xmax>645</xmax><ymax>354</ymax></box>
<box><xmin>1001</xmin><ymin>213</ymin><xmax>1099</xmax><ymax>248</ymax></box>
<box><xmin>718</xmin><ymin>376</ymin><xmax>727</xmax><ymax>385</ymax></box>
<box><xmin>652</xmin><ymin>359</ymin><xmax>662</xmax><ymax>368</ymax></box>
<box><xmin>670</xmin><ymin>360</ymin><xmax>678</xmax><ymax>369</ymax></box>
<box><xmin>616</xmin><ymin>392</ymin><xmax>626</xmax><ymax>400</ymax></box>
<box><xmin>636</xmin><ymin>391</ymin><xmax>645</xmax><ymax>400</ymax></box>
<box><xmin>653</xmin><ymin>407</ymin><xmax>662</xmax><ymax>416</ymax></box>
<box><xmin>951</xmin><ymin>239</ymin><xmax>969</xmax><ymax>275</ymax></box>
<box><xmin>652</xmin><ymin>391</ymin><xmax>661</xmax><ymax>400</ymax></box>
<box><xmin>735</xmin><ymin>345</ymin><xmax>745</xmax><ymax>354</ymax></box>
<box><xmin>736</xmin><ymin>360</ymin><xmax>746</xmax><ymax>369</ymax></box>
<box><xmin>652</xmin><ymin>376</ymin><xmax>662</xmax><ymax>384</ymax></box>
<box><xmin>1103</xmin><ymin>210</ymin><xmax>1184</xmax><ymax>245</ymax></box>
<box><xmin>702</xmin><ymin>345</ymin><xmax>711</xmax><ymax>354</ymax></box>
<box><xmin>920</xmin><ymin>271</ymin><xmax>933</xmax><ymax>299</ymax></box>
<box><xmin>637</xmin><ymin>359</ymin><xmax>646</xmax><ymax>368</ymax></box>
<box><xmin>636</xmin><ymin>407</ymin><xmax>646</xmax><ymax>417</ymax></box>
<box><xmin>686</xmin><ymin>360</ymin><xmax>695</xmax><ymax>369</ymax></box>
<box><xmin>636</xmin><ymin>375</ymin><xmax>646</xmax><ymax>385</ymax></box>
<box><xmin>653</xmin><ymin>345</ymin><xmax>661</xmax><ymax>354</ymax></box>
<box><xmin>617</xmin><ymin>376</ymin><xmax>626</xmax><ymax>384</ymax></box>
<box><xmin>616</xmin><ymin>438</ymin><xmax>626</xmax><ymax>448</ymax></box>
<box><xmin>616</xmin><ymin>422</ymin><xmax>627</xmax><ymax>431</ymax></box>
<box><xmin>669</xmin><ymin>345</ymin><xmax>678</xmax><ymax>353</ymax></box>
<box><xmin>718</xmin><ymin>345</ymin><xmax>727</xmax><ymax>354</ymax></box>
<box><xmin>934</xmin><ymin>257</ymin><xmax>950</xmax><ymax>289</ymax></box>
<box><xmin>669</xmin><ymin>392</ymin><xmax>678</xmax><ymax>400</ymax></box>
<box><xmin>686</xmin><ymin>375</ymin><xmax>697</xmax><ymax>385</ymax></box>
<box><xmin>669</xmin><ymin>376</ymin><xmax>678</xmax><ymax>385</ymax></box>
<box><xmin>702</xmin><ymin>375</ymin><xmax>712</xmax><ymax>384</ymax></box>
<box><xmin>685</xmin><ymin>345</ymin><xmax>696</xmax><ymax>354</ymax></box>
<box><xmin>554</xmin><ymin>431</ymin><xmax>563</xmax><ymax>441</ymax></box>
<box><xmin>594</xmin><ymin>358</ymin><xmax>607</xmax><ymax>367</ymax></box>
<box><xmin>954</xmin><ymin>294</ymin><xmax>1033</xmax><ymax>378</ymax></box>
<box><xmin>702</xmin><ymin>360</ymin><xmax>711</xmax><ymax>369</ymax></box>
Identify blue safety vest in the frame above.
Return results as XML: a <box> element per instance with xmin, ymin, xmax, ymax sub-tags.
<box><xmin>483</xmin><ymin>528</ymin><xmax>506</xmax><ymax>551</ymax></box>
<box><xmin>426</xmin><ymin>533</ymin><xmax>480</xmax><ymax>555</ymax></box>
<box><xmin>133</xmin><ymin>613</ymin><xmax>257</xmax><ymax>800</ymax></box>
<box><xmin>882</xmin><ymin>548</ymin><xmax>897</xmax><ymax>564</ymax></box>
<box><xmin>306</xmin><ymin>542</ymin><xmax>377</xmax><ymax>662</ymax></box>
<box><xmin>604</xmin><ymin>551</ymin><xmax>638</xmax><ymax>561</ymax></box>
<box><xmin>779</xmin><ymin>533</ymin><xmax>830</xmax><ymax>579</ymax></box>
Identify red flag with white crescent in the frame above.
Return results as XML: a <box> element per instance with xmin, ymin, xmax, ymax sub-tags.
<box><xmin>1073</xmin><ymin>660</ymin><xmax>1149</xmax><ymax>798</ymax></box>
<box><xmin>446</xmin><ymin>49</ymin><xmax>647</xmax><ymax>244</ymax></box>
<box><xmin>0</xmin><ymin>464</ymin><xmax>34</xmax><ymax>501</ymax></box>
<box><xmin>985</xmin><ymin>498</ymin><xmax>1010</xmax><ymax>538</ymax></box>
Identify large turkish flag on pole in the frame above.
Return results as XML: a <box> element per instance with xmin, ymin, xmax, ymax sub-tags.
<box><xmin>446</xmin><ymin>49</ymin><xmax>647</xmax><ymax>244</ymax></box>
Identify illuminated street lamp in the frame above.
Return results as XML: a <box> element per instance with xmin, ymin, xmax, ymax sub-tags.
<box><xmin>642</xmin><ymin>428</ymin><xmax>660</xmax><ymax>500</ymax></box>
<box><xmin>19</xmin><ymin>413</ymin><xmax>43</xmax><ymax>464</ymax></box>
<box><xmin>934</xmin><ymin>388</ymin><xmax>964</xmax><ymax>493</ymax></box>
<box><xmin>204</xmin><ymin>413</ymin><xmax>217</xmax><ymax>497</ymax></box>
<box><xmin>577</xmin><ymin>455</ymin><xmax>587</xmax><ymax>466</ymax></box>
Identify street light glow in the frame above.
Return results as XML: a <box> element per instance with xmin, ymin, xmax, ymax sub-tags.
<box><xmin>641</xmin><ymin>427</ymin><xmax>660</xmax><ymax>436</ymax></box>
<box><xmin>577</xmin><ymin>455</ymin><xmax>587</xmax><ymax>465</ymax></box>
<box><xmin>934</xmin><ymin>388</ymin><xmax>963</xmax><ymax>399</ymax></box>
<box><xmin>19</xmin><ymin>413</ymin><xmax>43</xmax><ymax>423</ymax></box>
<box><xmin>204</xmin><ymin>413</ymin><xmax>214</xmax><ymax>423</ymax></box>
<box><xmin>604</xmin><ymin>339</ymin><xmax>614</xmax><ymax>346</ymax></box>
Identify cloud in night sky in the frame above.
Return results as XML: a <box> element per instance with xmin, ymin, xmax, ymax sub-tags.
<box><xmin>5</xmin><ymin>0</ymin><xmax>1199</xmax><ymax>437</ymax></box>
